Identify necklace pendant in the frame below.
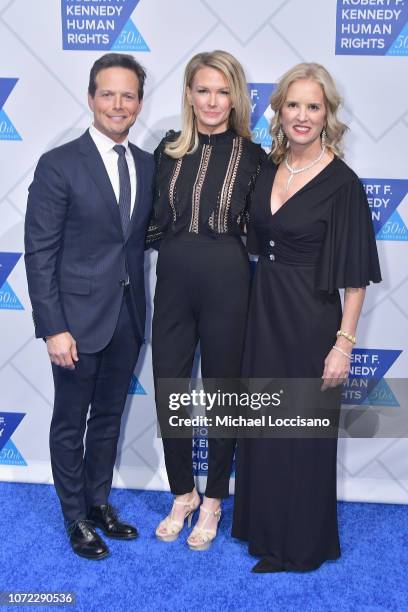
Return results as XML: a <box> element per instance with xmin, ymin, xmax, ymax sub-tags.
<box><xmin>286</xmin><ymin>173</ymin><xmax>294</xmax><ymax>192</ymax></box>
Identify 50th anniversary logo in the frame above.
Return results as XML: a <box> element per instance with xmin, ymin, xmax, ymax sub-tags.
<box><xmin>0</xmin><ymin>78</ymin><xmax>21</xmax><ymax>141</ymax></box>
<box><xmin>362</xmin><ymin>179</ymin><xmax>408</xmax><ymax>241</ymax></box>
<box><xmin>0</xmin><ymin>253</ymin><xmax>24</xmax><ymax>311</ymax></box>
<box><xmin>61</xmin><ymin>0</ymin><xmax>149</xmax><ymax>51</ymax></box>
<box><xmin>336</xmin><ymin>0</ymin><xmax>408</xmax><ymax>55</ymax></box>
<box><xmin>0</xmin><ymin>413</ymin><xmax>27</xmax><ymax>466</ymax></box>
<box><xmin>248</xmin><ymin>83</ymin><xmax>276</xmax><ymax>150</ymax></box>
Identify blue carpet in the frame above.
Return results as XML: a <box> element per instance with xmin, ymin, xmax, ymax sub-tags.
<box><xmin>0</xmin><ymin>482</ymin><xmax>407</xmax><ymax>611</ymax></box>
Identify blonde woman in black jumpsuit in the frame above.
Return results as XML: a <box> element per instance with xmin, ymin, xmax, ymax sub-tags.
<box><xmin>147</xmin><ymin>50</ymin><xmax>265</xmax><ymax>550</ymax></box>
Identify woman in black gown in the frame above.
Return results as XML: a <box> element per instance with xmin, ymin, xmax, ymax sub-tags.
<box><xmin>232</xmin><ymin>63</ymin><xmax>381</xmax><ymax>572</ymax></box>
<box><xmin>147</xmin><ymin>51</ymin><xmax>265</xmax><ymax>550</ymax></box>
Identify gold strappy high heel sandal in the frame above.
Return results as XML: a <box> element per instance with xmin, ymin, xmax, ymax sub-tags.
<box><xmin>187</xmin><ymin>505</ymin><xmax>222</xmax><ymax>551</ymax></box>
<box><xmin>155</xmin><ymin>491</ymin><xmax>200</xmax><ymax>542</ymax></box>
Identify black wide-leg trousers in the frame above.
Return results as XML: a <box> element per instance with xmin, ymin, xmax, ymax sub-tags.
<box><xmin>152</xmin><ymin>233</ymin><xmax>250</xmax><ymax>499</ymax></box>
<box><xmin>50</xmin><ymin>290</ymin><xmax>141</xmax><ymax>523</ymax></box>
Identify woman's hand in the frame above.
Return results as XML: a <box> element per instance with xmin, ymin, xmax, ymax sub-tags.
<box><xmin>321</xmin><ymin>347</ymin><xmax>350</xmax><ymax>391</ymax></box>
<box><xmin>321</xmin><ymin>287</ymin><xmax>365</xmax><ymax>391</ymax></box>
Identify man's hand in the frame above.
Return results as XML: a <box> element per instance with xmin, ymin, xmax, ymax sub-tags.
<box><xmin>46</xmin><ymin>332</ymin><xmax>78</xmax><ymax>369</ymax></box>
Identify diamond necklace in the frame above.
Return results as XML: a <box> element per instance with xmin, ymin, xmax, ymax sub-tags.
<box><xmin>284</xmin><ymin>146</ymin><xmax>326</xmax><ymax>191</ymax></box>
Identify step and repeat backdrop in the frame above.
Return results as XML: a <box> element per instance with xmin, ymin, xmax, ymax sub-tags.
<box><xmin>0</xmin><ymin>0</ymin><xmax>407</xmax><ymax>502</ymax></box>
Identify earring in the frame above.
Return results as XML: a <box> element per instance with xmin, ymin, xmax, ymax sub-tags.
<box><xmin>277</xmin><ymin>126</ymin><xmax>284</xmax><ymax>145</ymax></box>
<box><xmin>321</xmin><ymin>128</ymin><xmax>327</xmax><ymax>147</ymax></box>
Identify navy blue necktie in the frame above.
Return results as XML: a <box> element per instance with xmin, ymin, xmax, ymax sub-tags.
<box><xmin>113</xmin><ymin>144</ymin><xmax>131</xmax><ymax>236</ymax></box>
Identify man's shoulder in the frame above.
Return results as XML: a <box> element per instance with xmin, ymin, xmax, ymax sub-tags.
<box><xmin>130</xmin><ymin>143</ymin><xmax>153</xmax><ymax>161</ymax></box>
<box><xmin>130</xmin><ymin>143</ymin><xmax>154</xmax><ymax>171</ymax></box>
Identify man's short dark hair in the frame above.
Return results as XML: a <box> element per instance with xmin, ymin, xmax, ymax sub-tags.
<box><xmin>88</xmin><ymin>53</ymin><xmax>146</xmax><ymax>100</ymax></box>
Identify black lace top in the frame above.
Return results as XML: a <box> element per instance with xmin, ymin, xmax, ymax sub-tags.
<box><xmin>146</xmin><ymin>129</ymin><xmax>266</xmax><ymax>245</ymax></box>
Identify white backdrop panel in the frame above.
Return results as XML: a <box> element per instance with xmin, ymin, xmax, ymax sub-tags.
<box><xmin>0</xmin><ymin>0</ymin><xmax>407</xmax><ymax>503</ymax></box>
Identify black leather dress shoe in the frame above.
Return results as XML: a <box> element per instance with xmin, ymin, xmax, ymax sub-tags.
<box><xmin>88</xmin><ymin>504</ymin><xmax>138</xmax><ymax>540</ymax></box>
<box><xmin>67</xmin><ymin>519</ymin><xmax>109</xmax><ymax>560</ymax></box>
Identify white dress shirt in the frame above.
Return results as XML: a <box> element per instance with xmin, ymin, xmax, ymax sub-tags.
<box><xmin>89</xmin><ymin>124</ymin><xmax>137</xmax><ymax>215</ymax></box>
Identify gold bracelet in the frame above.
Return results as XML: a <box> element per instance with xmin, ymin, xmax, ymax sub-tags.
<box><xmin>332</xmin><ymin>345</ymin><xmax>351</xmax><ymax>359</ymax></box>
<box><xmin>336</xmin><ymin>330</ymin><xmax>356</xmax><ymax>344</ymax></box>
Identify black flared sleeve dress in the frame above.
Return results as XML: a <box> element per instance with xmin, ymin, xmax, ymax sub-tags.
<box><xmin>232</xmin><ymin>157</ymin><xmax>381</xmax><ymax>571</ymax></box>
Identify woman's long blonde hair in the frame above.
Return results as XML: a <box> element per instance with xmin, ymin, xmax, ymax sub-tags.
<box><xmin>269</xmin><ymin>63</ymin><xmax>348</xmax><ymax>165</ymax></box>
<box><xmin>165</xmin><ymin>50</ymin><xmax>252</xmax><ymax>158</ymax></box>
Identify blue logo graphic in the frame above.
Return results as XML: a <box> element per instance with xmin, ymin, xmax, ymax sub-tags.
<box><xmin>342</xmin><ymin>348</ymin><xmax>402</xmax><ymax>406</ymax></box>
<box><xmin>336</xmin><ymin>0</ymin><xmax>408</xmax><ymax>56</ymax></box>
<box><xmin>193</xmin><ymin>427</ymin><xmax>208</xmax><ymax>476</ymax></box>
<box><xmin>61</xmin><ymin>0</ymin><xmax>149</xmax><ymax>51</ymax></box>
<box><xmin>0</xmin><ymin>412</ymin><xmax>27</xmax><ymax>466</ymax></box>
<box><xmin>361</xmin><ymin>377</ymin><xmax>400</xmax><ymax>407</ymax></box>
<box><xmin>128</xmin><ymin>374</ymin><xmax>146</xmax><ymax>395</ymax></box>
<box><xmin>0</xmin><ymin>282</ymin><xmax>23</xmax><ymax>311</ymax></box>
<box><xmin>0</xmin><ymin>440</ymin><xmax>27</xmax><ymax>466</ymax></box>
<box><xmin>248</xmin><ymin>83</ymin><xmax>276</xmax><ymax>149</ymax></box>
<box><xmin>192</xmin><ymin>429</ymin><xmax>235</xmax><ymax>477</ymax></box>
<box><xmin>0</xmin><ymin>253</ymin><xmax>23</xmax><ymax>311</ymax></box>
<box><xmin>0</xmin><ymin>78</ymin><xmax>21</xmax><ymax>141</ymax></box>
<box><xmin>361</xmin><ymin>179</ymin><xmax>408</xmax><ymax>241</ymax></box>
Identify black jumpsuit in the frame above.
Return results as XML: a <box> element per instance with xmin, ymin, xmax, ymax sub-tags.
<box><xmin>147</xmin><ymin>129</ymin><xmax>265</xmax><ymax>498</ymax></box>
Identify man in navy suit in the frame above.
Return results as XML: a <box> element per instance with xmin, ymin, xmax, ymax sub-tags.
<box><xmin>24</xmin><ymin>54</ymin><xmax>154</xmax><ymax>560</ymax></box>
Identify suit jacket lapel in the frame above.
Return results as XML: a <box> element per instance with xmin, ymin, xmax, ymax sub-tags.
<box><xmin>79</xmin><ymin>130</ymin><xmax>123</xmax><ymax>233</ymax></box>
